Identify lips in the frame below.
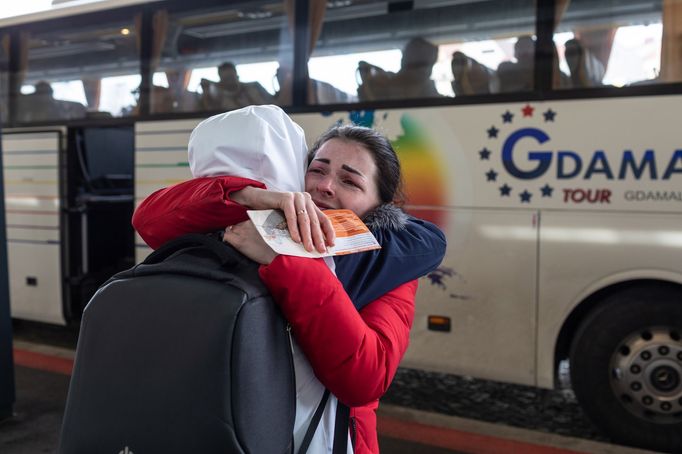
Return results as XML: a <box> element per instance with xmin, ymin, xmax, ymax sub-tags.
<box><xmin>313</xmin><ymin>200</ymin><xmax>333</xmax><ymax>210</ymax></box>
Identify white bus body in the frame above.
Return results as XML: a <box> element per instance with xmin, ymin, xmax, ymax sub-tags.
<box><xmin>129</xmin><ymin>96</ymin><xmax>682</xmax><ymax>390</ymax></box>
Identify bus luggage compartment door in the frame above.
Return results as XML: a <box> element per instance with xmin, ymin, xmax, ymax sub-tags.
<box><xmin>1</xmin><ymin>130</ymin><xmax>64</xmax><ymax>325</ymax></box>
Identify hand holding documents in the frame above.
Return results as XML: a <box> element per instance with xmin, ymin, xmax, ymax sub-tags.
<box><xmin>247</xmin><ymin>209</ymin><xmax>381</xmax><ymax>258</ymax></box>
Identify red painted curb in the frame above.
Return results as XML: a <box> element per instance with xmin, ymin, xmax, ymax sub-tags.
<box><xmin>14</xmin><ymin>347</ymin><xmax>586</xmax><ymax>454</ymax></box>
<box><xmin>377</xmin><ymin>415</ymin><xmax>586</xmax><ymax>454</ymax></box>
<box><xmin>13</xmin><ymin>348</ymin><xmax>74</xmax><ymax>376</ymax></box>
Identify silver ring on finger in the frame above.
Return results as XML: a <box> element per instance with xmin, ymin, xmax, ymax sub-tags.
<box><xmin>297</xmin><ymin>209</ymin><xmax>307</xmax><ymax>216</ymax></box>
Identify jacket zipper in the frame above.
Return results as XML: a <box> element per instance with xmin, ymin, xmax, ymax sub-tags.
<box><xmin>286</xmin><ymin>322</ymin><xmax>296</xmax><ymax>454</ymax></box>
<box><xmin>350</xmin><ymin>416</ymin><xmax>356</xmax><ymax>451</ymax></box>
<box><xmin>286</xmin><ymin>323</ymin><xmax>293</xmax><ymax>349</ymax></box>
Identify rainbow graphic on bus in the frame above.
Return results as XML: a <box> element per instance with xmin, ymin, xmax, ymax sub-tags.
<box><xmin>390</xmin><ymin>114</ymin><xmax>447</xmax><ymax>228</ymax></box>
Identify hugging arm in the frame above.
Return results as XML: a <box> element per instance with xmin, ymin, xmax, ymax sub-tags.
<box><xmin>259</xmin><ymin>255</ymin><xmax>416</xmax><ymax>407</ymax></box>
<box><xmin>133</xmin><ymin>176</ymin><xmax>333</xmax><ymax>251</ymax></box>
<box><xmin>132</xmin><ymin>176</ymin><xmax>265</xmax><ymax>249</ymax></box>
<box><xmin>336</xmin><ymin>217</ymin><xmax>446</xmax><ymax>310</ymax></box>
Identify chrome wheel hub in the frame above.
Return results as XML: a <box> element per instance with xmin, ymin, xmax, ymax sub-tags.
<box><xmin>610</xmin><ymin>327</ymin><xmax>682</xmax><ymax>422</ymax></box>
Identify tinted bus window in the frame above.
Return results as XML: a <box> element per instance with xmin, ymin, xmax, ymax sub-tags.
<box><xmin>151</xmin><ymin>2</ymin><xmax>290</xmax><ymax>114</ymax></box>
<box><xmin>307</xmin><ymin>0</ymin><xmax>536</xmax><ymax>104</ymax></box>
<box><xmin>0</xmin><ymin>33</ymin><xmax>8</xmax><ymax>125</ymax></box>
<box><xmin>553</xmin><ymin>0</ymin><xmax>681</xmax><ymax>89</ymax></box>
<box><xmin>16</xmin><ymin>15</ymin><xmax>140</xmax><ymax>123</ymax></box>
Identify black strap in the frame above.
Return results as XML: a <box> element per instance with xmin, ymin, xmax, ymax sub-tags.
<box><xmin>298</xmin><ymin>389</ymin><xmax>331</xmax><ymax>454</ymax></box>
<box><xmin>333</xmin><ymin>402</ymin><xmax>350</xmax><ymax>454</ymax></box>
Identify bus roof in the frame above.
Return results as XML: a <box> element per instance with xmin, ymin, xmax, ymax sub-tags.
<box><xmin>0</xmin><ymin>0</ymin><xmax>163</xmax><ymax>29</ymax></box>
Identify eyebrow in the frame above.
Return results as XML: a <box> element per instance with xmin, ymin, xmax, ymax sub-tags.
<box><xmin>312</xmin><ymin>158</ymin><xmax>366</xmax><ymax>178</ymax></box>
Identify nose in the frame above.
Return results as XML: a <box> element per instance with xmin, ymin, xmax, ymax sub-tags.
<box><xmin>316</xmin><ymin>175</ymin><xmax>335</xmax><ymax>197</ymax></box>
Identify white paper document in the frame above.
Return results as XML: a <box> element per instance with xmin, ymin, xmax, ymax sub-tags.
<box><xmin>247</xmin><ymin>209</ymin><xmax>381</xmax><ymax>258</ymax></box>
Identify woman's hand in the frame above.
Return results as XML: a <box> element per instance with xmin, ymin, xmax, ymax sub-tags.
<box><xmin>230</xmin><ymin>186</ymin><xmax>334</xmax><ymax>253</ymax></box>
<box><xmin>222</xmin><ymin>220</ymin><xmax>278</xmax><ymax>265</ymax></box>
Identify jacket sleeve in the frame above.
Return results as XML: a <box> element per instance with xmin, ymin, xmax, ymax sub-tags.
<box><xmin>335</xmin><ymin>216</ymin><xmax>445</xmax><ymax>310</ymax></box>
<box><xmin>259</xmin><ymin>255</ymin><xmax>416</xmax><ymax>407</ymax></box>
<box><xmin>132</xmin><ymin>176</ymin><xmax>266</xmax><ymax>249</ymax></box>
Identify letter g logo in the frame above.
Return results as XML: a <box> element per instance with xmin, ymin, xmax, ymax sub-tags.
<box><xmin>502</xmin><ymin>128</ymin><xmax>552</xmax><ymax>179</ymax></box>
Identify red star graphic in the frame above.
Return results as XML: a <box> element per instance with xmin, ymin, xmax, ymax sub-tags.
<box><xmin>522</xmin><ymin>104</ymin><xmax>534</xmax><ymax>117</ymax></box>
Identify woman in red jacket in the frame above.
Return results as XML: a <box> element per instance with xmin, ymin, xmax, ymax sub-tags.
<box><xmin>134</xmin><ymin>111</ymin><xmax>445</xmax><ymax>453</ymax></box>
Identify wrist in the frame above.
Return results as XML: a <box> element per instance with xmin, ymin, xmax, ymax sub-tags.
<box><xmin>263</xmin><ymin>249</ymin><xmax>278</xmax><ymax>265</ymax></box>
<box><xmin>229</xmin><ymin>186</ymin><xmax>259</xmax><ymax>207</ymax></box>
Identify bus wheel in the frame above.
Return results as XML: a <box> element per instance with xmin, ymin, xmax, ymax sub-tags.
<box><xmin>569</xmin><ymin>284</ymin><xmax>682</xmax><ymax>452</ymax></box>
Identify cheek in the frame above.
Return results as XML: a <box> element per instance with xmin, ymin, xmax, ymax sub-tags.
<box><xmin>304</xmin><ymin>174</ymin><xmax>319</xmax><ymax>192</ymax></box>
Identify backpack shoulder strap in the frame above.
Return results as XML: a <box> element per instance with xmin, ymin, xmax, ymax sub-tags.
<box><xmin>333</xmin><ymin>401</ymin><xmax>350</xmax><ymax>454</ymax></box>
<box><xmin>297</xmin><ymin>389</ymin><xmax>331</xmax><ymax>454</ymax></box>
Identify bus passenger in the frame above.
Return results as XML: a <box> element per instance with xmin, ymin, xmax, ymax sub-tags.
<box><xmin>357</xmin><ymin>37</ymin><xmax>441</xmax><ymax>101</ymax></box>
<box><xmin>450</xmin><ymin>51</ymin><xmax>498</xmax><ymax>95</ymax></box>
<box><xmin>274</xmin><ymin>65</ymin><xmax>353</xmax><ymax>105</ymax></box>
<box><xmin>498</xmin><ymin>35</ymin><xmax>535</xmax><ymax>92</ymax></box>
<box><xmin>200</xmin><ymin>62</ymin><xmax>273</xmax><ymax>110</ymax></box>
<box><xmin>132</xmin><ymin>105</ymin><xmax>446</xmax><ymax>453</ymax></box>
<box><xmin>18</xmin><ymin>81</ymin><xmax>86</xmax><ymax>122</ymax></box>
<box><xmin>564</xmin><ymin>38</ymin><xmax>605</xmax><ymax>88</ymax></box>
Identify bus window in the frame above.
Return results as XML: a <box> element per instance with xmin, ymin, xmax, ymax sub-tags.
<box><xmin>307</xmin><ymin>0</ymin><xmax>536</xmax><ymax>103</ymax></box>
<box><xmin>150</xmin><ymin>2</ymin><xmax>289</xmax><ymax>114</ymax></box>
<box><xmin>16</xmin><ymin>15</ymin><xmax>139</xmax><ymax>123</ymax></box>
<box><xmin>553</xmin><ymin>0</ymin><xmax>682</xmax><ymax>89</ymax></box>
<box><xmin>0</xmin><ymin>33</ymin><xmax>8</xmax><ymax>125</ymax></box>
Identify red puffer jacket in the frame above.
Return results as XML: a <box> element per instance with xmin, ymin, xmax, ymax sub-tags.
<box><xmin>260</xmin><ymin>256</ymin><xmax>416</xmax><ymax>454</ymax></box>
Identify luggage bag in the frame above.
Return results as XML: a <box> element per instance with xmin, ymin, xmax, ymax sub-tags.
<box><xmin>59</xmin><ymin>234</ymin><xmax>296</xmax><ymax>454</ymax></box>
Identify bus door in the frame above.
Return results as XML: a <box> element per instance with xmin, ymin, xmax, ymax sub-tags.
<box><xmin>63</xmin><ymin>126</ymin><xmax>135</xmax><ymax>322</ymax></box>
<box><xmin>1</xmin><ymin>128</ymin><xmax>65</xmax><ymax>325</ymax></box>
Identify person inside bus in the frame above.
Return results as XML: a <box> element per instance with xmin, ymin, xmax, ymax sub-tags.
<box><xmin>497</xmin><ymin>35</ymin><xmax>535</xmax><ymax>92</ymax></box>
<box><xmin>357</xmin><ymin>37</ymin><xmax>441</xmax><ymax>101</ymax></box>
<box><xmin>199</xmin><ymin>62</ymin><xmax>273</xmax><ymax>110</ymax></box>
<box><xmin>450</xmin><ymin>51</ymin><xmax>498</xmax><ymax>95</ymax></box>
<box><xmin>564</xmin><ymin>38</ymin><xmax>606</xmax><ymax>88</ymax></box>
<box><xmin>18</xmin><ymin>80</ymin><xmax>86</xmax><ymax>122</ymax></box>
<box><xmin>132</xmin><ymin>105</ymin><xmax>446</xmax><ymax>453</ymax></box>
<box><xmin>273</xmin><ymin>64</ymin><xmax>353</xmax><ymax>105</ymax></box>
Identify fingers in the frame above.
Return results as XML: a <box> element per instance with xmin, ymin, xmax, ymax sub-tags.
<box><xmin>304</xmin><ymin>196</ymin><xmax>328</xmax><ymax>253</ymax></box>
<box><xmin>279</xmin><ymin>192</ymin><xmax>301</xmax><ymax>244</ymax></box>
<box><xmin>261</xmin><ymin>191</ymin><xmax>330</xmax><ymax>254</ymax></box>
<box><xmin>223</xmin><ymin>222</ymin><xmax>277</xmax><ymax>265</ymax></box>
<box><xmin>314</xmin><ymin>206</ymin><xmax>335</xmax><ymax>249</ymax></box>
<box><xmin>296</xmin><ymin>193</ymin><xmax>314</xmax><ymax>252</ymax></box>
<box><xmin>222</xmin><ymin>224</ymin><xmax>239</xmax><ymax>248</ymax></box>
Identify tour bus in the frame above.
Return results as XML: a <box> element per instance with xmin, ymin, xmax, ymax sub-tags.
<box><xmin>1</xmin><ymin>0</ymin><xmax>681</xmax><ymax>451</ymax></box>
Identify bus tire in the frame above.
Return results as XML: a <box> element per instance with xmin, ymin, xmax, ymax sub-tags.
<box><xmin>569</xmin><ymin>284</ymin><xmax>682</xmax><ymax>453</ymax></box>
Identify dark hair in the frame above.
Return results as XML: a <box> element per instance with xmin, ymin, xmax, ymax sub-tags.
<box><xmin>308</xmin><ymin>125</ymin><xmax>405</xmax><ymax>205</ymax></box>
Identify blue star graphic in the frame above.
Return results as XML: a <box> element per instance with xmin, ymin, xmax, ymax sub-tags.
<box><xmin>486</xmin><ymin>169</ymin><xmax>498</xmax><ymax>182</ymax></box>
<box><xmin>479</xmin><ymin>148</ymin><xmax>491</xmax><ymax>160</ymax></box>
<box><xmin>543</xmin><ymin>109</ymin><xmax>556</xmax><ymax>122</ymax></box>
<box><xmin>540</xmin><ymin>184</ymin><xmax>554</xmax><ymax>197</ymax></box>
<box><xmin>502</xmin><ymin>111</ymin><xmax>514</xmax><ymax>123</ymax></box>
<box><xmin>487</xmin><ymin>126</ymin><xmax>499</xmax><ymax>138</ymax></box>
<box><xmin>499</xmin><ymin>184</ymin><xmax>512</xmax><ymax>196</ymax></box>
<box><xmin>520</xmin><ymin>190</ymin><xmax>532</xmax><ymax>203</ymax></box>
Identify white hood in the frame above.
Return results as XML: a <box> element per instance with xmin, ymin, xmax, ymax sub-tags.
<box><xmin>188</xmin><ymin>105</ymin><xmax>308</xmax><ymax>192</ymax></box>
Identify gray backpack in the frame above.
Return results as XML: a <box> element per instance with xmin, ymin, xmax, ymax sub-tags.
<box><xmin>59</xmin><ymin>234</ymin><xmax>297</xmax><ymax>453</ymax></box>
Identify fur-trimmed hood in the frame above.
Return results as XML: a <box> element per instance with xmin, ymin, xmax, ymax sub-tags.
<box><xmin>363</xmin><ymin>204</ymin><xmax>408</xmax><ymax>231</ymax></box>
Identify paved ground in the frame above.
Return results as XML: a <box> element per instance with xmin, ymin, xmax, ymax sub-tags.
<box><xmin>0</xmin><ymin>365</ymin><xmax>463</xmax><ymax>454</ymax></box>
<box><xmin>0</xmin><ymin>367</ymin><xmax>66</xmax><ymax>454</ymax></box>
<box><xmin>1</xmin><ymin>322</ymin><xmax>665</xmax><ymax>454</ymax></box>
